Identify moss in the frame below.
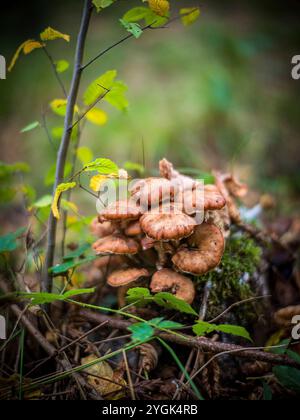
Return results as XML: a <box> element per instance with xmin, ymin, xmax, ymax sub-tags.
<box><xmin>195</xmin><ymin>234</ymin><xmax>262</xmax><ymax>322</ymax></box>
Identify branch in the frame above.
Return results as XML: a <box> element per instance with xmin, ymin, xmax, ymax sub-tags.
<box><xmin>42</xmin><ymin>0</ymin><xmax>93</xmax><ymax>294</ymax></box>
<box><xmin>42</xmin><ymin>46</ymin><xmax>67</xmax><ymax>98</ymax></box>
<box><xmin>78</xmin><ymin>309</ymin><xmax>300</xmax><ymax>369</ymax></box>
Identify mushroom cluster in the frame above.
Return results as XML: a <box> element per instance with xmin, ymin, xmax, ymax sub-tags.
<box><xmin>90</xmin><ymin>159</ymin><xmax>233</xmax><ymax>305</ymax></box>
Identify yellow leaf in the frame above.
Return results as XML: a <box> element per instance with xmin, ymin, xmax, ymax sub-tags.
<box><xmin>40</xmin><ymin>27</ymin><xmax>70</xmax><ymax>42</ymax></box>
<box><xmin>51</xmin><ymin>182</ymin><xmax>76</xmax><ymax>220</ymax></box>
<box><xmin>81</xmin><ymin>355</ymin><xmax>126</xmax><ymax>399</ymax></box>
<box><xmin>50</xmin><ymin>99</ymin><xmax>79</xmax><ymax>117</ymax></box>
<box><xmin>180</xmin><ymin>7</ymin><xmax>201</xmax><ymax>26</ymax></box>
<box><xmin>8</xmin><ymin>39</ymin><xmax>45</xmax><ymax>72</ymax></box>
<box><xmin>85</xmin><ymin>108</ymin><xmax>108</xmax><ymax>126</ymax></box>
<box><xmin>90</xmin><ymin>175</ymin><xmax>107</xmax><ymax>192</ymax></box>
<box><xmin>23</xmin><ymin>40</ymin><xmax>45</xmax><ymax>54</ymax></box>
<box><xmin>148</xmin><ymin>0</ymin><xmax>170</xmax><ymax>17</ymax></box>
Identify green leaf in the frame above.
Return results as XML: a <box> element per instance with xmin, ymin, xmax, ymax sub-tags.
<box><xmin>49</xmin><ymin>255</ymin><xmax>96</xmax><ymax>276</ymax></box>
<box><xmin>150</xmin><ymin>317</ymin><xmax>183</xmax><ymax>330</ymax></box>
<box><xmin>119</xmin><ymin>19</ymin><xmax>143</xmax><ymax>39</ymax></box>
<box><xmin>180</xmin><ymin>7</ymin><xmax>201</xmax><ymax>26</ymax></box>
<box><xmin>19</xmin><ymin>288</ymin><xmax>95</xmax><ymax>305</ymax></box>
<box><xmin>77</xmin><ymin>147</ymin><xmax>94</xmax><ymax>166</ymax></box>
<box><xmin>93</xmin><ymin>0</ymin><xmax>115</xmax><ymax>12</ymax></box>
<box><xmin>44</xmin><ymin>162</ymin><xmax>72</xmax><ymax>187</ymax></box>
<box><xmin>128</xmin><ymin>322</ymin><xmax>154</xmax><ymax>343</ymax></box>
<box><xmin>192</xmin><ymin>321</ymin><xmax>252</xmax><ymax>342</ymax></box>
<box><xmin>154</xmin><ymin>292</ymin><xmax>198</xmax><ymax>316</ymax></box>
<box><xmin>122</xmin><ymin>7</ymin><xmax>151</xmax><ymax>23</ymax></box>
<box><xmin>0</xmin><ymin>227</ymin><xmax>26</xmax><ymax>254</ymax></box>
<box><xmin>83</xmin><ymin>158</ymin><xmax>119</xmax><ymax>175</ymax></box>
<box><xmin>104</xmin><ymin>80</ymin><xmax>129</xmax><ymax>111</ymax></box>
<box><xmin>63</xmin><ymin>244</ymin><xmax>90</xmax><ymax>261</ymax></box>
<box><xmin>51</xmin><ymin>126</ymin><xmax>64</xmax><ymax>140</ymax></box>
<box><xmin>55</xmin><ymin>60</ymin><xmax>69</xmax><ymax>73</ymax></box>
<box><xmin>0</xmin><ymin>161</ymin><xmax>30</xmax><ymax>177</ymax></box>
<box><xmin>20</xmin><ymin>121</ymin><xmax>40</xmax><ymax>133</ymax></box>
<box><xmin>83</xmin><ymin>70</ymin><xmax>117</xmax><ymax>106</ymax></box>
<box><xmin>262</xmin><ymin>381</ymin><xmax>273</xmax><ymax>400</ymax></box>
<box><xmin>144</xmin><ymin>10</ymin><xmax>169</xmax><ymax>28</ymax></box>
<box><xmin>126</xmin><ymin>287</ymin><xmax>151</xmax><ymax>304</ymax></box>
<box><xmin>31</xmin><ymin>194</ymin><xmax>52</xmax><ymax>209</ymax></box>
<box><xmin>273</xmin><ymin>366</ymin><xmax>300</xmax><ymax>393</ymax></box>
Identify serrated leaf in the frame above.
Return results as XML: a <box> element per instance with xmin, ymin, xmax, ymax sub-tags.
<box><xmin>150</xmin><ymin>317</ymin><xmax>183</xmax><ymax>330</ymax></box>
<box><xmin>122</xmin><ymin>7</ymin><xmax>151</xmax><ymax>23</ymax></box>
<box><xmin>49</xmin><ymin>255</ymin><xmax>96</xmax><ymax>276</ymax></box>
<box><xmin>20</xmin><ymin>121</ymin><xmax>40</xmax><ymax>133</ymax></box>
<box><xmin>154</xmin><ymin>292</ymin><xmax>198</xmax><ymax>316</ymax></box>
<box><xmin>0</xmin><ymin>227</ymin><xmax>26</xmax><ymax>254</ymax></box>
<box><xmin>180</xmin><ymin>7</ymin><xmax>201</xmax><ymax>26</ymax></box>
<box><xmin>273</xmin><ymin>366</ymin><xmax>300</xmax><ymax>393</ymax></box>
<box><xmin>128</xmin><ymin>322</ymin><xmax>154</xmax><ymax>343</ymax></box>
<box><xmin>51</xmin><ymin>182</ymin><xmax>76</xmax><ymax>220</ymax></box>
<box><xmin>104</xmin><ymin>80</ymin><xmax>129</xmax><ymax>111</ymax></box>
<box><xmin>192</xmin><ymin>321</ymin><xmax>252</xmax><ymax>342</ymax></box>
<box><xmin>126</xmin><ymin>287</ymin><xmax>152</xmax><ymax>304</ymax></box>
<box><xmin>85</xmin><ymin>108</ymin><xmax>108</xmax><ymax>126</ymax></box>
<box><xmin>93</xmin><ymin>0</ymin><xmax>115</xmax><ymax>12</ymax></box>
<box><xmin>40</xmin><ymin>27</ymin><xmax>70</xmax><ymax>42</ymax></box>
<box><xmin>83</xmin><ymin>70</ymin><xmax>117</xmax><ymax>106</ymax></box>
<box><xmin>119</xmin><ymin>19</ymin><xmax>143</xmax><ymax>39</ymax></box>
<box><xmin>83</xmin><ymin>158</ymin><xmax>119</xmax><ymax>175</ymax></box>
<box><xmin>148</xmin><ymin>0</ymin><xmax>170</xmax><ymax>17</ymax></box>
<box><xmin>19</xmin><ymin>288</ymin><xmax>95</xmax><ymax>305</ymax></box>
<box><xmin>77</xmin><ymin>147</ymin><xmax>94</xmax><ymax>166</ymax></box>
<box><xmin>8</xmin><ymin>40</ymin><xmax>45</xmax><ymax>72</ymax></box>
<box><xmin>55</xmin><ymin>59</ymin><xmax>69</xmax><ymax>73</ymax></box>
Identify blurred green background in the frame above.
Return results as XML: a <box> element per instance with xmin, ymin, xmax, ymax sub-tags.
<box><xmin>1</xmin><ymin>0</ymin><xmax>300</xmax><ymax>222</ymax></box>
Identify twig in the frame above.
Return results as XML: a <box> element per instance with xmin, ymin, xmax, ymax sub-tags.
<box><xmin>42</xmin><ymin>46</ymin><xmax>67</xmax><ymax>98</ymax></box>
<box><xmin>43</xmin><ymin>0</ymin><xmax>93</xmax><ymax>294</ymax></box>
<box><xmin>79</xmin><ymin>309</ymin><xmax>300</xmax><ymax>369</ymax></box>
<box><xmin>122</xmin><ymin>349</ymin><xmax>136</xmax><ymax>401</ymax></box>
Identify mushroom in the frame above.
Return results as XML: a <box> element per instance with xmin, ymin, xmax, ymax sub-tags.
<box><xmin>172</xmin><ymin>223</ymin><xmax>225</xmax><ymax>275</ymax></box>
<box><xmin>131</xmin><ymin>177</ymin><xmax>175</xmax><ymax>208</ymax></box>
<box><xmin>179</xmin><ymin>184</ymin><xmax>226</xmax><ymax>215</ymax></box>
<box><xmin>124</xmin><ymin>220</ymin><xmax>143</xmax><ymax>237</ymax></box>
<box><xmin>107</xmin><ymin>267</ymin><xmax>150</xmax><ymax>287</ymax></box>
<box><xmin>150</xmin><ymin>268</ymin><xmax>195</xmax><ymax>304</ymax></box>
<box><xmin>99</xmin><ymin>200</ymin><xmax>142</xmax><ymax>221</ymax></box>
<box><xmin>92</xmin><ymin>235</ymin><xmax>140</xmax><ymax>255</ymax></box>
<box><xmin>159</xmin><ymin>158</ymin><xmax>197</xmax><ymax>191</ymax></box>
<box><xmin>214</xmin><ymin>171</ymin><xmax>243</xmax><ymax>224</ymax></box>
<box><xmin>90</xmin><ymin>217</ymin><xmax>115</xmax><ymax>238</ymax></box>
<box><xmin>140</xmin><ymin>208</ymin><xmax>196</xmax><ymax>241</ymax></box>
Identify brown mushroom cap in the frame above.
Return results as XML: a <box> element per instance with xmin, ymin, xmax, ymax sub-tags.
<box><xmin>140</xmin><ymin>209</ymin><xmax>196</xmax><ymax>241</ymax></box>
<box><xmin>178</xmin><ymin>185</ymin><xmax>226</xmax><ymax>215</ymax></box>
<box><xmin>150</xmin><ymin>268</ymin><xmax>195</xmax><ymax>304</ymax></box>
<box><xmin>159</xmin><ymin>158</ymin><xmax>197</xmax><ymax>191</ymax></box>
<box><xmin>124</xmin><ymin>220</ymin><xmax>143</xmax><ymax>237</ymax></box>
<box><xmin>223</xmin><ymin>174</ymin><xmax>248</xmax><ymax>198</ymax></box>
<box><xmin>131</xmin><ymin>177</ymin><xmax>175</xmax><ymax>207</ymax></box>
<box><xmin>92</xmin><ymin>235</ymin><xmax>140</xmax><ymax>255</ymax></box>
<box><xmin>90</xmin><ymin>217</ymin><xmax>115</xmax><ymax>238</ymax></box>
<box><xmin>172</xmin><ymin>223</ymin><xmax>224</xmax><ymax>275</ymax></box>
<box><xmin>99</xmin><ymin>200</ymin><xmax>142</xmax><ymax>221</ymax></box>
<box><xmin>108</xmin><ymin>267</ymin><xmax>150</xmax><ymax>287</ymax></box>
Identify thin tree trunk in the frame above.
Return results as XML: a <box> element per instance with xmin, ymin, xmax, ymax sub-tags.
<box><xmin>42</xmin><ymin>0</ymin><xmax>93</xmax><ymax>294</ymax></box>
